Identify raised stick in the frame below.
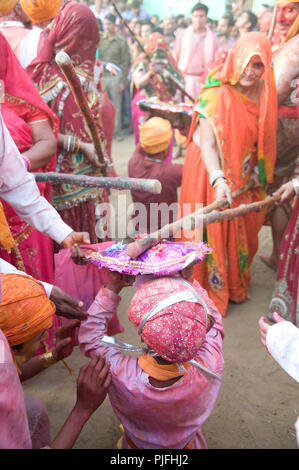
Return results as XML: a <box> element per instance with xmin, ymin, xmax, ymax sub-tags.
<box><xmin>55</xmin><ymin>51</ymin><xmax>109</xmax><ymax>175</ymax></box>
<box><xmin>34</xmin><ymin>172</ymin><xmax>162</xmax><ymax>194</ymax></box>
<box><xmin>126</xmin><ymin>183</ymin><xmax>274</xmax><ymax>259</ymax></box>
<box><xmin>268</xmin><ymin>4</ymin><xmax>278</xmax><ymax>41</ymax></box>
<box><xmin>110</xmin><ymin>1</ymin><xmax>193</xmax><ymax>102</ymax></box>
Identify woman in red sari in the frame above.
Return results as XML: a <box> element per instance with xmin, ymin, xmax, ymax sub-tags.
<box><xmin>27</xmin><ymin>1</ymin><xmax>114</xmax><ymax>243</ymax></box>
<box><xmin>0</xmin><ymin>31</ymin><xmax>59</xmax><ymax>284</ymax></box>
<box><xmin>179</xmin><ymin>32</ymin><xmax>278</xmax><ymax>317</ymax></box>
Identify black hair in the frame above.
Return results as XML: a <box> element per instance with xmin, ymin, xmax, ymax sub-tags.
<box><xmin>192</xmin><ymin>2</ymin><xmax>209</xmax><ymax>16</ymax></box>
<box><xmin>244</xmin><ymin>10</ymin><xmax>258</xmax><ymax>30</ymax></box>
<box><xmin>105</xmin><ymin>13</ymin><xmax>117</xmax><ymax>24</ymax></box>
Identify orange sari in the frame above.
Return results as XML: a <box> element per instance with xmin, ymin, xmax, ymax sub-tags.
<box><xmin>179</xmin><ymin>33</ymin><xmax>277</xmax><ymax>316</ymax></box>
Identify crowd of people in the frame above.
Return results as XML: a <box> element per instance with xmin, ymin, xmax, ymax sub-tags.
<box><xmin>0</xmin><ymin>0</ymin><xmax>298</xmax><ymax>450</ymax></box>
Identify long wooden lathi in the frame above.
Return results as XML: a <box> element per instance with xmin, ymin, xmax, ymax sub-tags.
<box><xmin>34</xmin><ymin>172</ymin><xmax>162</xmax><ymax>194</ymax></box>
<box><xmin>126</xmin><ymin>185</ymin><xmax>277</xmax><ymax>259</ymax></box>
<box><xmin>55</xmin><ymin>51</ymin><xmax>108</xmax><ymax>174</ymax></box>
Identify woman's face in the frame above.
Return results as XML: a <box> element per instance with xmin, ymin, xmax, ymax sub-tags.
<box><xmin>13</xmin><ymin>330</ymin><xmax>48</xmax><ymax>364</ymax></box>
<box><xmin>238</xmin><ymin>55</ymin><xmax>265</xmax><ymax>89</ymax></box>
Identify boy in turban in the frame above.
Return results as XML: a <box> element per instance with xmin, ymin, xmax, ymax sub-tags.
<box><xmin>128</xmin><ymin>117</ymin><xmax>183</xmax><ymax>234</ymax></box>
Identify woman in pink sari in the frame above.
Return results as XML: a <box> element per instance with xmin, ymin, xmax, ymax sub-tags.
<box><xmin>0</xmin><ymin>32</ymin><xmax>59</xmax><ymax>284</ymax></box>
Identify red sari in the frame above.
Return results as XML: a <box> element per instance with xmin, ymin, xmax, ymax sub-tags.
<box><xmin>0</xmin><ymin>32</ymin><xmax>59</xmax><ymax>284</ymax></box>
<box><xmin>27</xmin><ymin>1</ymin><xmax>113</xmax><ymax>243</ymax></box>
<box><xmin>179</xmin><ymin>33</ymin><xmax>277</xmax><ymax>317</ymax></box>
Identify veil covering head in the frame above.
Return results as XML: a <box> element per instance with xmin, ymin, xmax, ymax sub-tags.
<box><xmin>128</xmin><ymin>277</ymin><xmax>212</xmax><ymax>363</ymax></box>
<box><xmin>190</xmin><ymin>32</ymin><xmax>277</xmax><ymax>186</ymax></box>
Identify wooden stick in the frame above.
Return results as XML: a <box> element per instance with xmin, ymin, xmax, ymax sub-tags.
<box><xmin>268</xmin><ymin>4</ymin><xmax>278</xmax><ymax>41</ymax></box>
<box><xmin>125</xmin><ymin>182</ymin><xmax>268</xmax><ymax>259</ymax></box>
<box><xmin>34</xmin><ymin>172</ymin><xmax>162</xmax><ymax>194</ymax></box>
<box><xmin>55</xmin><ymin>51</ymin><xmax>108</xmax><ymax>175</ymax></box>
<box><xmin>162</xmin><ymin>69</ymin><xmax>194</xmax><ymax>102</ymax></box>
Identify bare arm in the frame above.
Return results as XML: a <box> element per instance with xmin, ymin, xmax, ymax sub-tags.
<box><xmin>274</xmin><ymin>37</ymin><xmax>299</xmax><ymax>105</ymax></box>
<box><xmin>23</xmin><ymin>120</ymin><xmax>57</xmax><ymax>170</ymax></box>
<box><xmin>133</xmin><ymin>68</ymin><xmax>154</xmax><ymax>90</ymax></box>
<box><xmin>199</xmin><ymin>118</ymin><xmax>232</xmax><ymax>204</ymax></box>
<box><xmin>51</xmin><ymin>357</ymin><xmax>111</xmax><ymax>449</ymax></box>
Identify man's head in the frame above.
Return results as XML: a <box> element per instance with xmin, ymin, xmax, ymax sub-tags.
<box><xmin>139</xmin><ymin>117</ymin><xmax>172</xmax><ymax>159</ymax></box>
<box><xmin>162</xmin><ymin>15</ymin><xmax>176</xmax><ymax>36</ymax></box>
<box><xmin>0</xmin><ymin>0</ymin><xmax>17</xmax><ymax>16</ymax></box>
<box><xmin>235</xmin><ymin>10</ymin><xmax>258</xmax><ymax>32</ymax></box>
<box><xmin>104</xmin><ymin>13</ymin><xmax>116</xmax><ymax>35</ymax></box>
<box><xmin>0</xmin><ymin>0</ymin><xmax>30</xmax><ymax>25</ymax></box>
<box><xmin>217</xmin><ymin>14</ymin><xmax>234</xmax><ymax>37</ymax></box>
<box><xmin>191</xmin><ymin>3</ymin><xmax>208</xmax><ymax>33</ymax></box>
<box><xmin>141</xmin><ymin>19</ymin><xmax>153</xmax><ymax>38</ymax></box>
<box><xmin>276</xmin><ymin>1</ymin><xmax>299</xmax><ymax>36</ymax></box>
<box><xmin>257</xmin><ymin>3</ymin><xmax>270</xmax><ymax>19</ymax></box>
<box><xmin>131</xmin><ymin>0</ymin><xmax>140</xmax><ymax>16</ymax></box>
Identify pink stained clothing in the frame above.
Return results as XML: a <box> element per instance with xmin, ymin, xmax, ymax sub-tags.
<box><xmin>173</xmin><ymin>26</ymin><xmax>219</xmax><ymax>100</ymax></box>
<box><xmin>0</xmin><ymin>23</ymin><xmax>30</xmax><ymax>60</ymax></box>
<box><xmin>54</xmin><ymin>243</ymin><xmax>125</xmax><ymax>337</ymax></box>
<box><xmin>131</xmin><ymin>89</ymin><xmax>173</xmax><ymax>164</ymax></box>
<box><xmin>0</xmin><ymin>329</ymin><xmax>32</xmax><ymax>449</ymax></box>
<box><xmin>128</xmin><ymin>144</ymin><xmax>183</xmax><ymax>233</ymax></box>
<box><xmin>79</xmin><ymin>280</ymin><xmax>224</xmax><ymax>449</ymax></box>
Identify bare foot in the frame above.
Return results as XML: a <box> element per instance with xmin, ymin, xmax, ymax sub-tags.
<box><xmin>259</xmin><ymin>254</ymin><xmax>278</xmax><ymax>271</ymax></box>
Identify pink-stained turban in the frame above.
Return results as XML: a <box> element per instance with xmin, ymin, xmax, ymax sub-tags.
<box><xmin>128</xmin><ymin>277</ymin><xmax>212</xmax><ymax>363</ymax></box>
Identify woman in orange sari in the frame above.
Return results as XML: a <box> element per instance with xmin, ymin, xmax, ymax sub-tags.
<box><xmin>179</xmin><ymin>32</ymin><xmax>277</xmax><ymax>317</ymax></box>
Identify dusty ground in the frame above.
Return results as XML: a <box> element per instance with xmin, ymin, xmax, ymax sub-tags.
<box><xmin>23</xmin><ymin>135</ymin><xmax>298</xmax><ymax>449</ymax></box>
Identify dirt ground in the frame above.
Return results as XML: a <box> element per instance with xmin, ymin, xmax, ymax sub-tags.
<box><xmin>23</xmin><ymin>135</ymin><xmax>298</xmax><ymax>450</ymax></box>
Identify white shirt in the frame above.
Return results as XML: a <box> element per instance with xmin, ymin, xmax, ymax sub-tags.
<box><xmin>19</xmin><ymin>26</ymin><xmax>42</xmax><ymax>68</ymax></box>
<box><xmin>266</xmin><ymin>321</ymin><xmax>299</xmax><ymax>447</ymax></box>
<box><xmin>266</xmin><ymin>321</ymin><xmax>299</xmax><ymax>383</ymax></box>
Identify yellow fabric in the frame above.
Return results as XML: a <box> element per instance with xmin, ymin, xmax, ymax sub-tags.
<box><xmin>0</xmin><ymin>202</ymin><xmax>15</xmax><ymax>251</ymax></box>
<box><xmin>138</xmin><ymin>354</ymin><xmax>191</xmax><ymax>381</ymax></box>
<box><xmin>0</xmin><ymin>273</ymin><xmax>55</xmax><ymax>347</ymax></box>
<box><xmin>0</xmin><ymin>0</ymin><xmax>18</xmax><ymax>15</ymax></box>
<box><xmin>139</xmin><ymin>117</ymin><xmax>172</xmax><ymax>155</ymax></box>
<box><xmin>276</xmin><ymin>0</ymin><xmax>299</xmax><ymax>4</ymax></box>
<box><xmin>20</xmin><ymin>0</ymin><xmax>62</xmax><ymax>24</ymax></box>
<box><xmin>284</xmin><ymin>14</ymin><xmax>299</xmax><ymax>42</ymax></box>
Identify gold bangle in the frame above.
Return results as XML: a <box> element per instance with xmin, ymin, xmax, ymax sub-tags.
<box><xmin>213</xmin><ymin>179</ymin><xmax>227</xmax><ymax>190</ymax></box>
<box><xmin>39</xmin><ymin>351</ymin><xmax>58</xmax><ymax>369</ymax></box>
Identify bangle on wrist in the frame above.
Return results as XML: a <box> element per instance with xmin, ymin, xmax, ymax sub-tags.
<box><xmin>292</xmin><ymin>178</ymin><xmax>299</xmax><ymax>195</ymax></box>
<box><xmin>213</xmin><ymin>178</ymin><xmax>227</xmax><ymax>190</ymax></box>
<box><xmin>209</xmin><ymin>170</ymin><xmax>225</xmax><ymax>187</ymax></box>
<box><xmin>22</xmin><ymin>155</ymin><xmax>31</xmax><ymax>171</ymax></box>
<box><xmin>39</xmin><ymin>351</ymin><xmax>58</xmax><ymax>369</ymax></box>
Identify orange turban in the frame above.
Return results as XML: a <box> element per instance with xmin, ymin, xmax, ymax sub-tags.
<box><xmin>0</xmin><ymin>202</ymin><xmax>15</xmax><ymax>252</ymax></box>
<box><xmin>0</xmin><ymin>273</ymin><xmax>55</xmax><ymax>347</ymax></box>
<box><xmin>0</xmin><ymin>0</ymin><xmax>18</xmax><ymax>15</ymax></box>
<box><xmin>20</xmin><ymin>0</ymin><xmax>62</xmax><ymax>24</ymax></box>
<box><xmin>139</xmin><ymin>117</ymin><xmax>172</xmax><ymax>155</ymax></box>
